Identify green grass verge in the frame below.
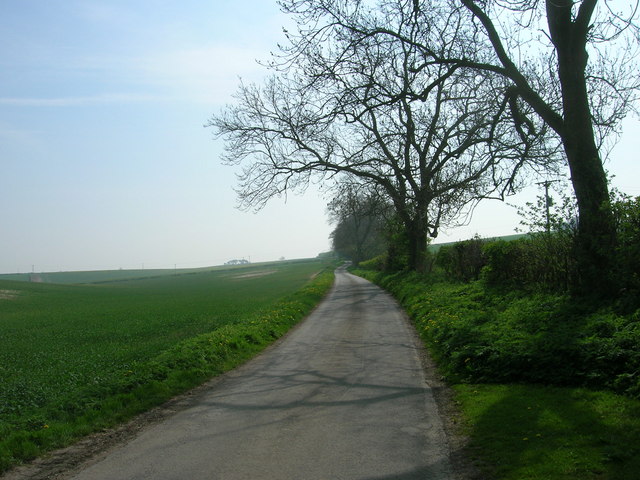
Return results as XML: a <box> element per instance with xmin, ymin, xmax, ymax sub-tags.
<box><xmin>0</xmin><ymin>263</ymin><xmax>334</xmax><ymax>473</ymax></box>
<box><xmin>455</xmin><ymin>384</ymin><xmax>640</xmax><ymax>480</ymax></box>
<box><xmin>353</xmin><ymin>268</ymin><xmax>640</xmax><ymax>480</ymax></box>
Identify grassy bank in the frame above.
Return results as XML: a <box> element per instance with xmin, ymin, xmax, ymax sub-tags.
<box><xmin>455</xmin><ymin>384</ymin><xmax>640</xmax><ymax>480</ymax></box>
<box><xmin>0</xmin><ymin>261</ymin><xmax>334</xmax><ymax>473</ymax></box>
<box><xmin>354</xmin><ymin>269</ymin><xmax>640</xmax><ymax>480</ymax></box>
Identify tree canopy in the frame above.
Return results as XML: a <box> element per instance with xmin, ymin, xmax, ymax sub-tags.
<box><xmin>210</xmin><ymin>0</ymin><xmax>639</xmax><ymax>292</ymax></box>
<box><xmin>210</xmin><ymin>0</ymin><xmax>561</xmax><ymax>271</ymax></box>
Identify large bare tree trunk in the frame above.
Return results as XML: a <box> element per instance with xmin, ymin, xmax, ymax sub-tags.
<box><xmin>549</xmin><ymin>0</ymin><xmax>617</xmax><ymax>296</ymax></box>
<box><xmin>407</xmin><ymin>220</ymin><xmax>429</xmax><ymax>273</ymax></box>
<box><xmin>459</xmin><ymin>0</ymin><xmax>621</xmax><ymax>296</ymax></box>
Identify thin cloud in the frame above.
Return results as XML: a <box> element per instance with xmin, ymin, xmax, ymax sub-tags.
<box><xmin>0</xmin><ymin>44</ymin><xmax>271</xmax><ymax>108</ymax></box>
<box><xmin>0</xmin><ymin>93</ymin><xmax>165</xmax><ymax>107</ymax></box>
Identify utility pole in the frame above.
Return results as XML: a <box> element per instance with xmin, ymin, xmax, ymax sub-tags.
<box><xmin>536</xmin><ymin>180</ymin><xmax>559</xmax><ymax>233</ymax></box>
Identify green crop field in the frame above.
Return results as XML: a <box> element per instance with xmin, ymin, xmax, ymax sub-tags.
<box><xmin>0</xmin><ymin>260</ymin><xmax>334</xmax><ymax>471</ymax></box>
<box><xmin>0</xmin><ymin>259</ymin><xmax>309</xmax><ymax>284</ymax></box>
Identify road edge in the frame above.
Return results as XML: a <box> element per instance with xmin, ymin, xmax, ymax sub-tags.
<box><xmin>351</xmin><ymin>271</ymin><xmax>486</xmax><ymax>480</ymax></box>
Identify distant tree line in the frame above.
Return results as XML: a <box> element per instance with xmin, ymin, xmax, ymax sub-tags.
<box><xmin>225</xmin><ymin>259</ymin><xmax>250</xmax><ymax>266</ymax></box>
<box><xmin>210</xmin><ymin>0</ymin><xmax>639</xmax><ymax>299</ymax></box>
<box><xmin>328</xmin><ymin>185</ymin><xmax>389</xmax><ymax>265</ymax></box>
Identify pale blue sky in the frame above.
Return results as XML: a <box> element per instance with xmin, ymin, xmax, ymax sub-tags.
<box><xmin>1</xmin><ymin>1</ymin><xmax>639</xmax><ymax>273</ymax></box>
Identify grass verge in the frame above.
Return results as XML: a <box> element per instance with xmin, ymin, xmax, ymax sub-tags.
<box><xmin>455</xmin><ymin>384</ymin><xmax>640</xmax><ymax>480</ymax></box>
<box><xmin>0</xmin><ymin>267</ymin><xmax>334</xmax><ymax>473</ymax></box>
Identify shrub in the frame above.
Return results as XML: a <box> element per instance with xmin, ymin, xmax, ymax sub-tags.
<box><xmin>613</xmin><ymin>194</ymin><xmax>640</xmax><ymax>308</ymax></box>
<box><xmin>507</xmin><ymin>190</ymin><xmax>640</xmax><ymax>304</ymax></box>
<box><xmin>477</xmin><ymin>193</ymin><xmax>640</xmax><ymax>301</ymax></box>
<box><xmin>481</xmin><ymin>234</ymin><xmax>573</xmax><ymax>292</ymax></box>
<box><xmin>357</xmin><ymin>254</ymin><xmax>386</xmax><ymax>271</ymax></box>
<box><xmin>579</xmin><ymin>311</ymin><xmax>640</xmax><ymax>396</ymax></box>
<box><xmin>435</xmin><ymin>235</ymin><xmax>487</xmax><ymax>282</ymax></box>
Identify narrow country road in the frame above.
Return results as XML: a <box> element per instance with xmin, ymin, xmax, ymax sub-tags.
<box><xmin>67</xmin><ymin>267</ymin><xmax>453</xmax><ymax>480</ymax></box>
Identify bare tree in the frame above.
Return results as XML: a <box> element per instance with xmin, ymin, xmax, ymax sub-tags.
<box><xmin>209</xmin><ymin>1</ymin><xmax>554</xmax><ymax>271</ymax></box>
<box><xmin>458</xmin><ymin>0</ymin><xmax>640</xmax><ymax>295</ymax></box>
<box><xmin>313</xmin><ymin>0</ymin><xmax>640</xmax><ymax>293</ymax></box>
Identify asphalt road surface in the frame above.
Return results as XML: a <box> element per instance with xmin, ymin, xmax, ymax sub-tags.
<box><xmin>68</xmin><ymin>267</ymin><xmax>453</xmax><ymax>480</ymax></box>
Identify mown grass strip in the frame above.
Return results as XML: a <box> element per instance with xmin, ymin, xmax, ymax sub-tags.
<box><xmin>353</xmin><ymin>269</ymin><xmax>640</xmax><ymax>480</ymax></box>
<box><xmin>0</xmin><ymin>267</ymin><xmax>334</xmax><ymax>474</ymax></box>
